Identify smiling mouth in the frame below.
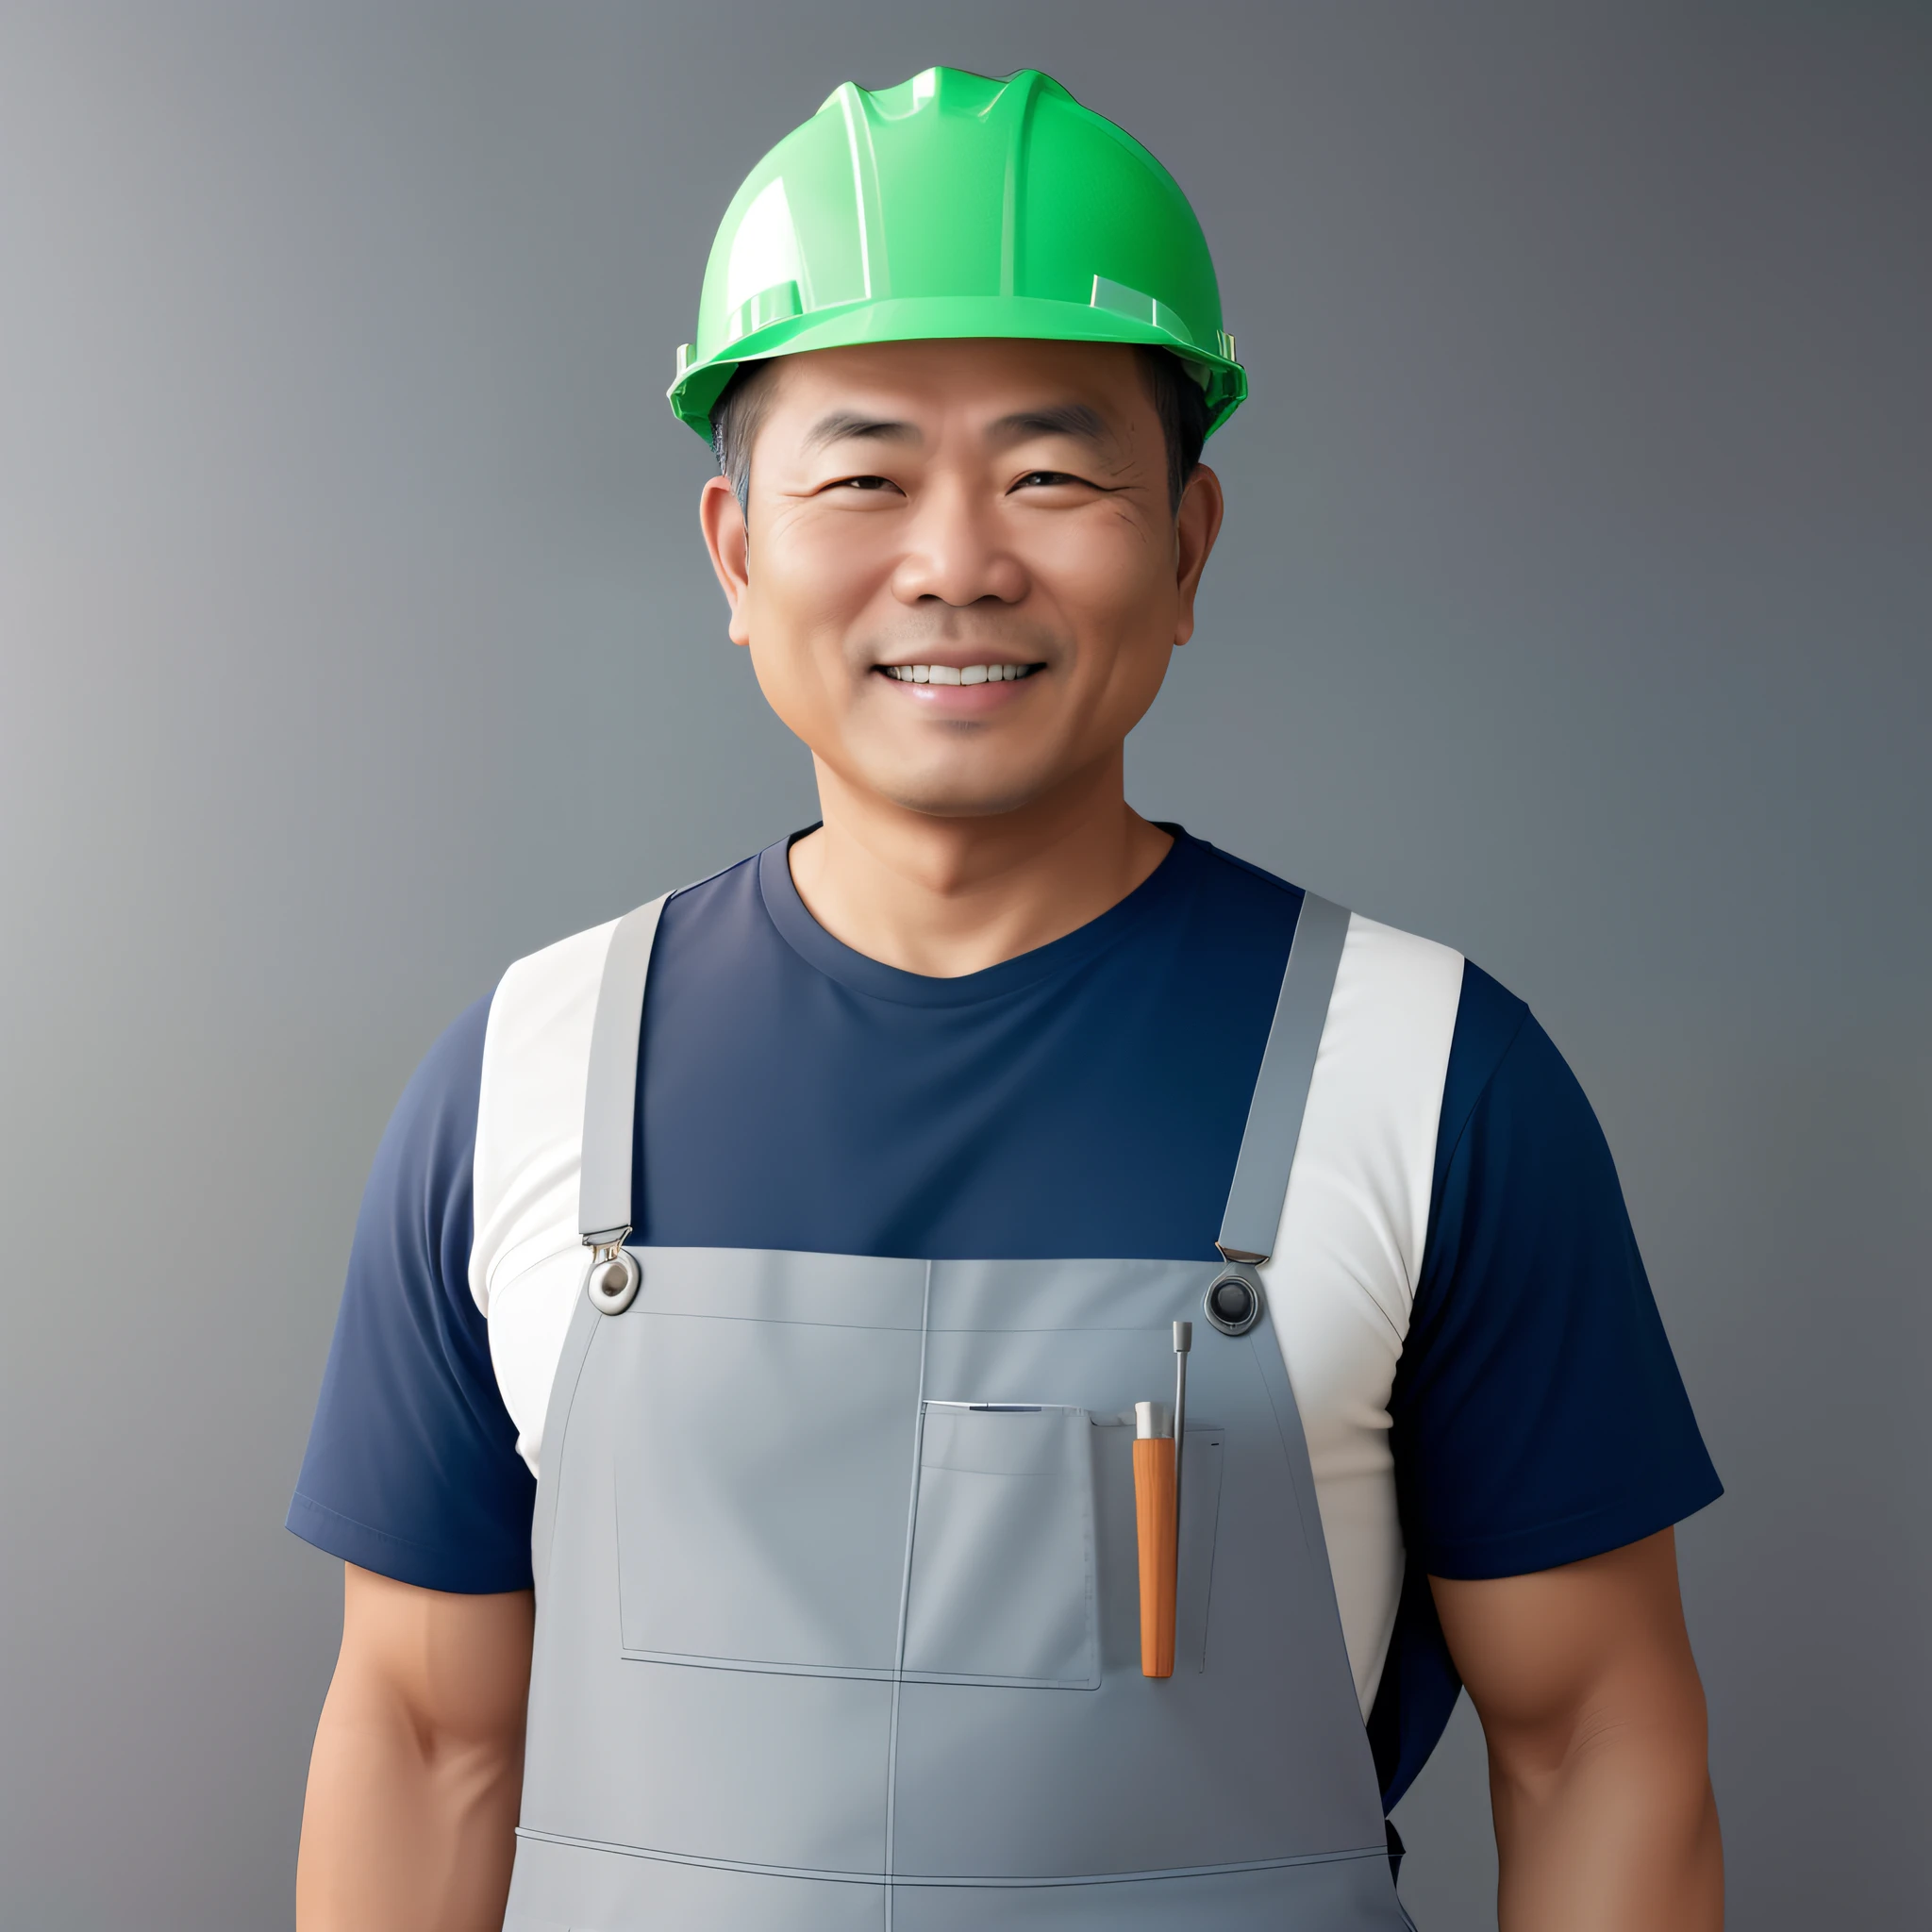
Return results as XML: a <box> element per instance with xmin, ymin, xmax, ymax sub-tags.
<box><xmin>876</xmin><ymin>663</ymin><xmax>1041</xmax><ymax>685</ymax></box>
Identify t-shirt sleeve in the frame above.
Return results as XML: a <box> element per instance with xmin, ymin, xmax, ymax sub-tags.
<box><xmin>287</xmin><ymin>992</ymin><xmax>537</xmax><ymax>1593</ymax></box>
<box><xmin>1368</xmin><ymin>963</ymin><xmax>1723</xmax><ymax>1807</ymax></box>
<box><xmin>1393</xmin><ymin>963</ymin><xmax>1723</xmax><ymax>1581</ymax></box>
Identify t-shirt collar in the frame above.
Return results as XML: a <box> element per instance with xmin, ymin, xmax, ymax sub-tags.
<box><xmin>757</xmin><ymin>823</ymin><xmax>1203</xmax><ymax>1008</ymax></box>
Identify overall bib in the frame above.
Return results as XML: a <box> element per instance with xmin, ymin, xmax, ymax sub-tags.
<box><xmin>503</xmin><ymin>891</ymin><xmax>1414</xmax><ymax>1931</ymax></box>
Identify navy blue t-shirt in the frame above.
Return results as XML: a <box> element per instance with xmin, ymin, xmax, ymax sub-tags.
<box><xmin>291</xmin><ymin>828</ymin><xmax>1720</xmax><ymax>1808</ymax></box>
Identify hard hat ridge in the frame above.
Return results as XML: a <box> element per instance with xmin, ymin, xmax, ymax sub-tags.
<box><xmin>669</xmin><ymin>65</ymin><xmax>1246</xmax><ymax>441</ymax></box>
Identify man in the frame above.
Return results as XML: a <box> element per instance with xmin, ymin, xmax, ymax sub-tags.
<box><xmin>291</xmin><ymin>67</ymin><xmax>1724</xmax><ymax>1930</ymax></box>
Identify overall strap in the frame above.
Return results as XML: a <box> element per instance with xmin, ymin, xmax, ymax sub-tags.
<box><xmin>1216</xmin><ymin>892</ymin><xmax>1351</xmax><ymax>1265</ymax></box>
<box><xmin>577</xmin><ymin>893</ymin><xmax>669</xmax><ymax>1245</ymax></box>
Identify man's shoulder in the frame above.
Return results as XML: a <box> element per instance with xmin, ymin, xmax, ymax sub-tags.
<box><xmin>470</xmin><ymin>908</ymin><xmax>633</xmax><ymax>1304</ymax></box>
<box><xmin>491</xmin><ymin>851</ymin><xmax>764</xmax><ymax>1025</ymax></box>
<box><xmin>476</xmin><ymin>912</ymin><xmax>625</xmax><ymax>1136</ymax></box>
<box><xmin>468</xmin><ymin>861</ymin><xmax>759</xmax><ymax>1288</ymax></box>
<box><xmin>495</xmin><ymin>909</ymin><xmax>624</xmax><ymax>1018</ymax></box>
<box><xmin>1189</xmin><ymin>836</ymin><xmax>1468</xmax><ymax>1005</ymax></box>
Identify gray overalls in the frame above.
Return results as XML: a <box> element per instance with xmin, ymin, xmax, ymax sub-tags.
<box><xmin>503</xmin><ymin>891</ymin><xmax>1414</xmax><ymax>1930</ymax></box>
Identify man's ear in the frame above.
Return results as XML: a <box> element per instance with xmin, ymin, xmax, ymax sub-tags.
<box><xmin>1171</xmin><ymin>463</ymin><xmax>1224</xmax><ymax>649</ymax></box>
<box><xmin>699</xmin><ymin>475</ymin><xmax>753</xmax><ymax>647</ymax></box>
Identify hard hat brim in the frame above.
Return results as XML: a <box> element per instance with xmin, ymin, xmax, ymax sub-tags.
<box><xmin>669</xmin><ymin>294</ymin><xmax>1246</xmax><ymax>444</ymax></box>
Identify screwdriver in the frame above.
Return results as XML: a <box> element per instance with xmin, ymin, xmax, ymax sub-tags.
<box><xmin>1133</xmin><ymin>1321</ymin><xmax>1192</xmax><ymax>1678</ymax></box>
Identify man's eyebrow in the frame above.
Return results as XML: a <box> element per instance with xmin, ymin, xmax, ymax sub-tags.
<box><xmin>987</xmin><ymin>403</ymin><xmax>1112</xmax><ymax>449</ymax></box>
<box><xmin>801</xmin><ymin>411</ymin><xmax>922</xmax><ymax>455</ymax></box>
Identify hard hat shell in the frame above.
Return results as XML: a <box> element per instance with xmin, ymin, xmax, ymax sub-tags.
<box><xmin>669</xmin><ymin>67</ymin><xmax>1245</xmax><ymax>442</ymax></box>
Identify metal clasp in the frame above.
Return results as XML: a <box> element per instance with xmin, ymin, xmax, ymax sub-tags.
<box><xmin>1203</xmin><ymin>1266</ymin><xmax>1264</xmax><ymax>1337</ymax></box>
<box><xmin>584</xmin><ymin>1225</ymin><xmax>640</xmax><ymax>1315</ymax></box>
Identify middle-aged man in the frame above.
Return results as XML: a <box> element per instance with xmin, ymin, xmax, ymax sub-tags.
<box><xmin>291</xmin><ymin>67</ymin><xmax>1724</xmax><ymax>1931</ymax></box>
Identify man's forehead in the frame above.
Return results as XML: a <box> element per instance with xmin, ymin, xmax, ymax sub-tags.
<box><xmin>759</xmin><ymin>339</ymin><xmax>1147</xmax><ymax>431</ymax></box>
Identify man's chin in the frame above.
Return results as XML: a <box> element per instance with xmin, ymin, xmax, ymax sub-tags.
<box><xmin>868</xmin><ymin>765</ymin><xmax>1063</xmax><ymax>824</ymax></box>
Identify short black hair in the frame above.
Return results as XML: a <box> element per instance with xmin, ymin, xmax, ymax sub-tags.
<box><xmin>1139</xmin><ymin>348</ymin><xmax>1211</xmax><ymax>514</ymax></box>
<box><xmin>709</xmin><ymin>346</ymin><xmax>1210</xmax><ymax>516</ymax></box>
<box><xmin>709</xmin><ymin>358</ymin><xmax>780</xmax><ymax>514</ymax></box>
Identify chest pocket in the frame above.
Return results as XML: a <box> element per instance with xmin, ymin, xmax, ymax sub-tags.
<box><xmin>614</xmin><ymin>1307</ymin><xmax>921</xmax><ymax>1676</ymax></box>
<box><xmin>901</xmin><ymin>1404</ymin><xmax>1100</xmax><ymax>1690</ymax></box>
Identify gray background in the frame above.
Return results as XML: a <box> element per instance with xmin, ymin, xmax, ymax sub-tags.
<box><xmin>2</xmin><ymin>4</ymin><xmax>1925</xmax><ymax>1925</ymax></box>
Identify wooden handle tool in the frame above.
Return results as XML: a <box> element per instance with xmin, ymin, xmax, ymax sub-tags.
<box><xmin>1132</xmin><ymin>1403</ymin><xmax>1176</xmax><ymax>1678</ymax></box>
<box><xmin>1133</xmin><ymin>1326</ymin><xmax>1193</xmax><ymax>1680</ymax></box>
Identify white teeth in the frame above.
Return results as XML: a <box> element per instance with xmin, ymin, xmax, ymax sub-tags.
<box><xmin>885</xmin><ymin>663</ymin><xmax>1033</xmax><ymax>684</ymax></box>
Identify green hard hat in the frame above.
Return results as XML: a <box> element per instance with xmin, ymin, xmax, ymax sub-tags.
<box><xmin>669</xmin><ymin>66</ymin><xmax>1246</xmax><ymax>442</ymax></box>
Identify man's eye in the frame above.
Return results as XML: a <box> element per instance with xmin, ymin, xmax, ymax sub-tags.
<box><xmin>835</xmin><ymin>475</ymin><xmax>898</xmax><ymax>491</ymax></box>
<box><xmin>1015</xmin><ymin>470</ymin><xmax>1083</xmax><ymax>490</ymax></box>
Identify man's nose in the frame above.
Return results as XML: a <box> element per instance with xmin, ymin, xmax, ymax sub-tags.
<box><xmin>890</xmin><ymin>478</ymin><xmax>1029</xmax><ymax>607</ymax></box>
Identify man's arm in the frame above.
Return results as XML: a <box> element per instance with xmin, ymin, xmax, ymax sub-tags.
<box><xmin>1432</xmin><ymin>1527</ymin><xmax>1722</xmax><ymax>1931</ymax></box>
<box><xmin>296</xmin><ymin>1564</ymin><xmax>534</xmax><ymax>1932</ymax></box>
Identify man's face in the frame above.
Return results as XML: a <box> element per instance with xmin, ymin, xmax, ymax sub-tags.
<box><xmin>699</xmin><ymin>337</ymin><xmax>1223</xmax><ymax>821</ymax></box>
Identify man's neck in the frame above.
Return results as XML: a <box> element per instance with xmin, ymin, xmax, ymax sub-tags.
<box><xmin>786</xmin><ymin>753</ymin><xmax>1174</xmax><ymax>978</ymax></box>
